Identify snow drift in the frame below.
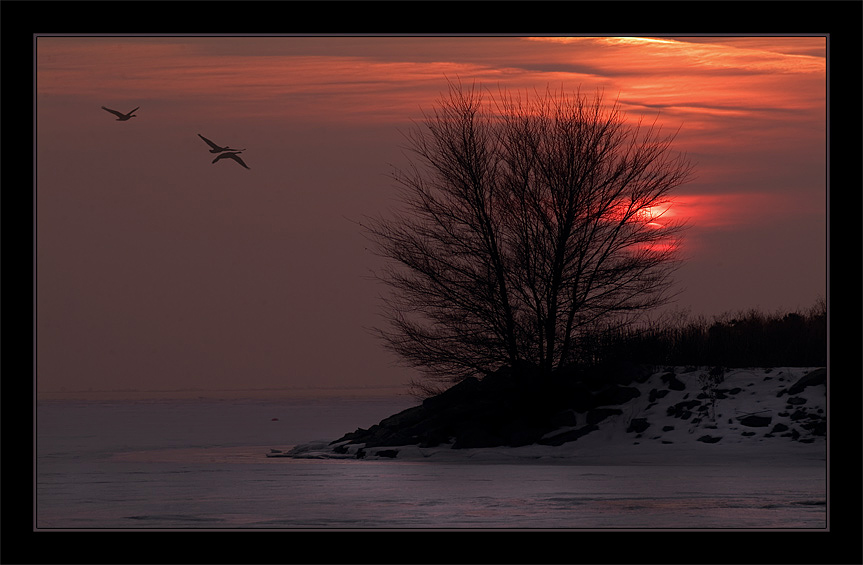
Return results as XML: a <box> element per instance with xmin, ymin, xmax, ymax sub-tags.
<box><xmin>271</xmin><ymin>366</ymin><xmax>827</xmax><ymax>466</ymax></box>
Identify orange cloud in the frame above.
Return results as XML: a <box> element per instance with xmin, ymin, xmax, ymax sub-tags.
<box><xmin>671</xmin><ymin>192</ymin><xmax>815</xmax><ymax>228</ymax></box>
<box><xmin>37</xmin><ymin>36</ymin><xmax>825</xmax><ymax>131</ymax></box>
<box><xmin>523</xmin><ymin>36</ymin><xmax>825</xmax><ymax>74</ymax></box>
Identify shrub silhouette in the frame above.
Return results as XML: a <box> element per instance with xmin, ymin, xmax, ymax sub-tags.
<box><xmin>587</xmin><ymin>299</ymin><xmax>826</xmax><ymax>368</ymax></box>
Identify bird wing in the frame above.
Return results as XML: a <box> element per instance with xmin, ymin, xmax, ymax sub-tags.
<box><xmin>212</xmin><ymin>152</ymin><xmax>250</xmax><ymax>169</ymax></box>
<box><xmin>102</xmin><ymin>106</ymin><xmax>125</xmax><ymax>118</ymax></box>
<box><xmin>127</xmin><ymin>107</ymin><xmax>140</xmax><ymax>115</ymax></box>
<box><xmin>227</xmin><ymin>153</ymin><xmax>250</xmax><ymax>169</ymax></box>
<box><xmin>198</xmin><ymin>134</ymin><xmax>222</xmax><ymax>150</ymax></box>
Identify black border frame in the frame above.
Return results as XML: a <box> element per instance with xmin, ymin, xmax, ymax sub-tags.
<box><xmin>4</xmin><ymin>2</ymin><xmax>861</xmax><ymax>564</ymax></box>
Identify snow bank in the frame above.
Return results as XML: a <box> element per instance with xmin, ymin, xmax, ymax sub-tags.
<box><xmin>271</xmin><ymin>367</ymin><xmax>827</xmax><ymax>466</ymax></box>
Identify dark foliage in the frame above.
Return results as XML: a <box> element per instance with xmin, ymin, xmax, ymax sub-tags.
<box><xmin>583</xmin><ymin>299</ymin><xmax>827</xmax><ymax>368</ymax></box>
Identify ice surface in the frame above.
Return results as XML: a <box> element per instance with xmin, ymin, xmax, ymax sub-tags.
<box><xmin>35</xmin><ymin>368</ymin><xmax>827</xmax><ymax>529</ymax></box>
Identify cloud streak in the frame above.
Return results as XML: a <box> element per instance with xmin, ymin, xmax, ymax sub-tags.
<box><xmin>37</xmin><ymin>36</ymin><xmax>825</xmax><ymax>126</ymax></box>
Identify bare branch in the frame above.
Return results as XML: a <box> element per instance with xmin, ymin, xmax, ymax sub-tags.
<box><xmin>363</xmin><ymin>82</ymin><xmax>693</xmax><ymax>388</ymax></box>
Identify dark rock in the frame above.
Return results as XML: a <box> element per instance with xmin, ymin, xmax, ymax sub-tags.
<box><xmin>576</xmin><ymin>359</ymin><xmax>652</xmax><ymax>386</ymax></box>
<box><xmin>330</xmin><ymin>362</ymin><xmax>824</xmax><ymax>458</ymax></box>
<box><xmin>739</xmin><ymin>415</ymin><xmax>772</xmax><ymax>427</ymax></box>
<box><xmin>379</xmin><ymin>405</ymin><xmax>427</xmax><ymax>428</ymax></box>
<box><xmin>341</xmin><ymin>404</ymin><xmax>434</xmax><ymax>448</ymax></box>
<box><xmin>611</xmin><ymin>360</ymin><xmax>653</xmax><ymax>384</ymax></box>
<box><xmin>550</xmin><ymin>409</ymin><xmax>578</xmax><ymax>428</ymax></box>
<box><xmin>480</xmin><ymin>360</ymin><xmax>541</xmax><ymax>392</ymax></box>
<box><xmin>771</xmin><ymin>423</ymin><xmax>789</xmax><ymax>433</ymax></box>
<box><xmin>627</xmin><ymin>418</ymin><xmax>650</xmax><ymax>434</ymax></box>
<box><xmin>587</xmin><ymin>408</ymin><xmax>623</xmax><ymax>426</ymax></box>
<box><xmin>660</xmin><ymin>372</ymin><xmax>686</xmax><ymax>391</ymax></box>
<box><xmin>667</xmin><ymin>400</ymin><xmax>701</xmax><ymax>419</ymax></box>
<box><xmin>787</xmin><ymin>368</ymin><xmax>826</xmax><ymax>395</ymax></box>
<box><xmin>418</xmin><ymin>429</ymin><xmax>449</xmax><ymax>448</ymax></box>
<box><xmin>507</xmin><ymin>427</ymin><xmax>548</xmax><ymax>447</ymax></box>
<box><xmin>697</xmin><ymin>435</ymin><xmax>722</xmax><ymax>443</ymax></box>
<box><xmin>499</xmin><ymin>416</ymin><xmax>550</xmax><ymax>447</ymax></box>
<box><xmin>423</xmin><ymin>377</ymin><xmax>481</xmax><ymax>411</ymax></box>
<box><xmin>566</xmin><ymin>385</ymin><xmax>596</xmax><ymax>413</ymax></box>
<box><xmin>452</xmin><ymin>425</ymin><xmax>505</xmax><ymax>449</ymax></box>
<box><xmin>726</xmin><ymin>387</ymin><xmax>742</xmax><ymax>395</ymax></box>
<box><xmin>592</xmin><ymin>385</ymin><xmax>640</xmax><ymax>407</ymax></box>
<box><xmin>539</xmin><ymin>424</ymin><xmax>598</xmax><ymax>446</ymax></box>
<box><xmin>330</xmin><ymin>426</ymin><xmax>370</xmax><ymax>445</ymax></box>
<box><xmin>787</xmin><ymin>396</ymin><xmax>807</xmax><ymax>405</ymax></box>
<box><xmin>741</xmin><ymin>431</ymin><xmax>756</xmax><ymax>436</ymax></box>
<box><xmin>800</xmin><ymin>419</ymin><xmax>827</xmax><ymax>436</ymax></box>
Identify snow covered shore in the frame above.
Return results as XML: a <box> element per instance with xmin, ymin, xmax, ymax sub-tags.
<box><xmin>272</xmin><ymin>366</ymin><xmax>827</xmax><ymax>466</ymax></box>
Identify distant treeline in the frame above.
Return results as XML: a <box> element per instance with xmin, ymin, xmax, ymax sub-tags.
<box><xmin>583</xmin><ymin>299</ymin><xmax>827</xmax><ymax>368</ymax></box>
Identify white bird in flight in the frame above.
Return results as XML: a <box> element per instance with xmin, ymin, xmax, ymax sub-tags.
<box><xmin>101</xmin><ymin>106</ymin><xmax>139</xmax><ymax>121</ymax></box>
<box><xmin>198</xmin><ymin>134</ymin><xmax>245</xmax><ymax>153</ymax></box>
<box><xmin>212</xmin><ymin>151</ymin><xmax>250</xmax><ymax>170</ymax></box>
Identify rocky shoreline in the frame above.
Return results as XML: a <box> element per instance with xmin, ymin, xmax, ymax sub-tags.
<box><xmin>275</xmin><ymin>364</ymin><xmax>827</xmax><ymax>461</ymax></box>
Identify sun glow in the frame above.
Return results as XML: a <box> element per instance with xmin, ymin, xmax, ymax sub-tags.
<box><xmin>606</xmin><ymin>37</ymin><xmax>678</xmax><ymax>46</ymax></box>
<box><xmin>636</xmin><ymin>203</ymin><xmax>676</xmax><ymax>228</ymax></box>
<box><xmin>605</xmin><ymin>200</ymin><xmax>678</xmax><ymax>227</ymax></box>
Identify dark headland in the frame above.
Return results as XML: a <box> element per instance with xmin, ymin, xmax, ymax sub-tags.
<box><xmin>275</xmin><ymin>363</ymin><xmax>827</xmax><ymax>462</ymax></box>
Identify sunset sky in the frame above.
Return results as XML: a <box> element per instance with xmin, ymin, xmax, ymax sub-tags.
<box><xmin>35</xmin><ymin>35</ymin><xmax>827</xmax><ymax>396</ymax></box>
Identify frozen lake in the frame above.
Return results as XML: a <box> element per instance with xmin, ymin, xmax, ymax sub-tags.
<box><xmin>36</xmin><ymin>397</ymin><xmax>826</xmax><ymax>530</ymax></box>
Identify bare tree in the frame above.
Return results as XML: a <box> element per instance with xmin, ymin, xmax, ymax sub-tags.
<box><xmin>364</xmin><ymin>81</ymin><xmax>693</xmax><ymax>394</ymax></box>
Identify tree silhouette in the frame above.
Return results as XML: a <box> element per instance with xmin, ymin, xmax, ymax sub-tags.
<box><xmin>364</xmin><ymin>82</ymin><xmax>693</xmax><ymax>393</ymax></box>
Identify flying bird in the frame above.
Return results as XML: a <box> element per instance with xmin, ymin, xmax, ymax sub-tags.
<box><xmin>198</xmin><ymin>134</ymin><xmax>245</xmax><ymax>153</ymax></box>
<box><xmin>101</xmin><ymin>106</ymin><xmax>139</xmax><ymax>121</ymax></box>
<box><xmin>212</xmin><ymin>151</ymin><xmax>250</xmax><ymax>170</ymax></box>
